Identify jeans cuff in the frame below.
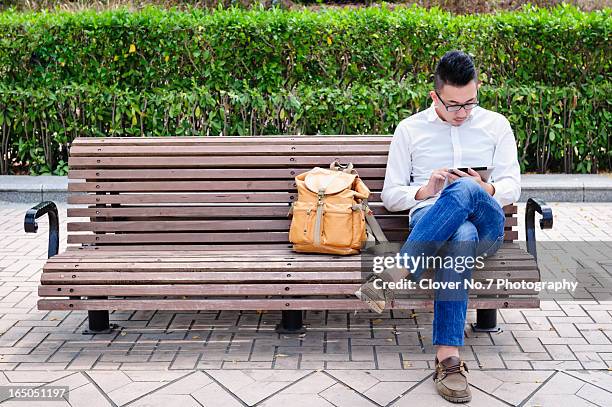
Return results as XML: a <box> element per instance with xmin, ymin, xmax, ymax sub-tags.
<box><xmin>433</xmin><ymin>337</ymin><xmax>465</xmax><ymax>347</ymax></box>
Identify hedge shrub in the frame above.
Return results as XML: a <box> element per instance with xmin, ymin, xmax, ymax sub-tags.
<box><xmin>1</xmin><ymin>81</ymin><xmax>609</xmax><ymax>175</ymax></box>
<box><xmin>0</xmin><ymin>4</ymin><xmax>609</xmax><ymax>90</ymax></box>
<box><xmin>0</xmin><ymin>4</ymin><xmax>609</xmax><ymax>175</ymax></box>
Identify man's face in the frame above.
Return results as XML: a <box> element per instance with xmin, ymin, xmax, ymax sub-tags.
<box><xmin>429</xmin><ymin>81</ymin><xmax>479</xmax><ymax>127</ymax></box>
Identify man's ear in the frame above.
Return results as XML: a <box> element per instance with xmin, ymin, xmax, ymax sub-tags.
<box><xmin>429</xmin><ymin>90</ymin><xmax>437</xmax><ymax>104</ymax></box>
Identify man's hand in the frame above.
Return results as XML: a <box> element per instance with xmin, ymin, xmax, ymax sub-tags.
<box><xmin>450</xmin><ymin>168</ymin><xmax>495</xmax><ymax>196</ymax></box>
<box><xmin>415</xmin><ymin>168</ymin><xmax>459</xmax><ymax>200</ymax></box>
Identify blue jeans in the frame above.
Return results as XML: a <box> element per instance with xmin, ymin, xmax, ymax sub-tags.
<box><xmin>401</xmin><ymin>177</ymin><xmax>506</xmax><ymax>346</ymax></box>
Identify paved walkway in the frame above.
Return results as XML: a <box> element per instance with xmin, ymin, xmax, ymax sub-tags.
<box><xmin>0</xmin><ymin>202</ymin><xmax>611</xmax><ymax>406</ymax></box>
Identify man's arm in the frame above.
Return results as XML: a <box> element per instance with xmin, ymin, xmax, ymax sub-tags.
<box><xmin>381</xmin><ymin>125</ymin><xmax>423</xmax><ymax>212</ymax></box>
<box><xmin>489</xmin><ymin>118</ymin><xmax>522</xmax><ymax>206</ymax></box>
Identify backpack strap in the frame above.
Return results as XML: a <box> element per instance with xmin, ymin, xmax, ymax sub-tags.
<box><xmin>330</xmin><ymin>160</ymin><xmax>357</xmax><ymax>174</ymax></box>
<box><xmin>363</xmin><ymin>200</ymin><xmax>388</xmax><ymax>243</ymax></box>
<box><xmin>318</xmin><ymin>171</ymin><xmax>342</xmax><ymax>196</ymax></box>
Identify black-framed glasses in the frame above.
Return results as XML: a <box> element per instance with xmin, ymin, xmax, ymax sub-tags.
<box><xmin>435</xmin><ymin>90</ymin><xmax>479</xmax><ymax>112</ymax></box>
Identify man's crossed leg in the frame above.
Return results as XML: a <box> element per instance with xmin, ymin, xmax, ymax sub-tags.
<box><xmin>355</xmin><ymin>177</ymin><xmax>506</xmax><ymax>403</ymax></box>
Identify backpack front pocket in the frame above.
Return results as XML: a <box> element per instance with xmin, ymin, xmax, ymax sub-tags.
<box><xmin>288</xmin><ymin>201</ymin><xmax>317</xmax><ymax>245</ymax></box>
<box><xmin>321</xmin><ymin>202</ymin><xmax>353</xmax><ymax>247</ymax></box>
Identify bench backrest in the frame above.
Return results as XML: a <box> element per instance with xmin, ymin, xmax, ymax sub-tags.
<box><xmin>66</xmin><ymin>136</ymin><xmax>517</xmax><ymax>250</ymax></box>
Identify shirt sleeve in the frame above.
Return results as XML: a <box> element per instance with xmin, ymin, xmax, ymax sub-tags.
<box><xmin>490</xmin><ymin>117</ymin><xmax>522</xmax><ymax>207</ymax></box>
<box><xmin>381</xmin><ymin>123</ymin><xmax>424</xmax><ymax>212</ymax></box>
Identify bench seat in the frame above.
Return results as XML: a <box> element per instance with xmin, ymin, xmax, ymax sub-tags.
<box><xmin>25</xmin><ymin>135</ymin><xmax>552</xmax><ymax>334</ymax></box>
<box><xmin>38</xmin><ymin>244</ymin><xmax>538</xmax><ymax>311</ymax></box>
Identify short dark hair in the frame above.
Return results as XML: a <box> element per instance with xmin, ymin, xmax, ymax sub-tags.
<box><xmin>434</xmin><ymin>50</ymin><xmax>478</xmax><ymax>92</ymax></box>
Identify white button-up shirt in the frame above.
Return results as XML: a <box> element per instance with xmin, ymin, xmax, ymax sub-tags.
<box><xmin>381</xmin><ymin>102</ymin><xmax>521</xmax><ymax>216</ymax></box>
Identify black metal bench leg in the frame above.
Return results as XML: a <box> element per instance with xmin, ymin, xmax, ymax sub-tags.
<box><xmin>471</xmin><ymin>309</ymin><xmax>501</xmax><ymax>333</ymax></box>
<box><xmin>82</xmin><ymin>298</ymin><xmax>118</xmax><ymax>334</ymax></box>
<box><xmin>82</xmin><ymin>310</ymin><xmax>117</xmax><ymax>335</ymax></box>
<box><xmin>275</xmin><ymin>310</ymin><xmax>306</xmax><ymax>334</ymax></box>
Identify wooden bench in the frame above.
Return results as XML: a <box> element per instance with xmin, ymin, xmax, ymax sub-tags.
<box><xmin>25</xmin><ymin>136</ymin><xmax>553</xmax><ymax>334</ymax></box>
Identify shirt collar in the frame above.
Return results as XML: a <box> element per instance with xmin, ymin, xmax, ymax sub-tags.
<box><xmin>426</xmin><ymin>102</ymin><xmax>439</xmax><ymax>123</ymax></box>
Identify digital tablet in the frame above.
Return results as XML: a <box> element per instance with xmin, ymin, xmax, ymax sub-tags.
<box><xmin>449</xmin><ymin>166</ymin><xmax>494</xmax><ymax>182</ymax></box>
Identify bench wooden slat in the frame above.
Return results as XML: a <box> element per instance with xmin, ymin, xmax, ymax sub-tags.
<box><xmin>49</xmin><ymin>247</ymin><xmax>534</xmax><ymax>262</ymax></box>
<box><xmin>41</xmin><ymin>271</ymin><xmax>365</xmax><ymax>284</ymax></box>
<box><xmin>68</xmin><ymin>168</ymin><xmax>387</xmax><ymax>180</ymax></box>
<box><xmin>38</xmin><ymin>284</ymin><xmax>537</xmax><ymax>297</ymax></box>
<box><xmin>51</xmin><ymin>251</ymin><xmax>363</xmax><ymax>260</ymax></box>
<box><xmin>67</xmin><ymin>179</ymin><xmax>385</xmax><ymax>192</ymax></box>
<box><xmin>42</xmin><ymin>258</ymin><xmax>536</xmax><ymax>272</ymax></box>
<box><xmin>38</xmin><ymin>298</ymin><xmax>540</xmax><ymax>311</ymax></box>
<box><xmin>68</xmin><ymin>155</ymin><xmax>389</xmax><ymax>168</ymax></box>
<box><xmin>68</xmin><ymin>206</ymin><xmax>294</xmax><ymax>218</ymax></box>
<box><xmin>66</xmin><ymin>243</ymin><xmax>297</xmax><ymax>251</ymax></box>
<box><xmin>39</xmin><ymin>284</ymin><xmax>361</xmax><ymax>296</ymax></box>
<box><xmin>69</xmin><ymin>144</ymin><xmax>391</xmax><ymax>156</ymax></box>
<box><xmin>40</xmin><ymin>268</ymin><xmax>538</xmax><ymax>284</ymax></box>
<box><xmin>62</xmin><ymin>239</ymin><xmax>528</xmax><ymax>251</ymax></box>
<box><xmin>67</xmin><ymin>220</ymin><xmax>294</xmax><ymax>232</ymax></box>
<box><xmin>68</xmin><ymin>192</ymin><xmax>301</xmax><ymax>205</ymax></box>
<box><xmin>66</xmin><ymin>231</ymin><xmax>294</xmax><ymax>244</ymax></box>
<box><xmin>66</xmin><ymin>206</ymin><xmax>517</xmax><ymax>218</ymax></box>
<box><xmin>71</xmin><ymin>135</ymin><xmax>393</xmax><ymax>146</ymax></box>
<box><xmin>43</xmin><ymin>261</ymin><xmax>367</xmax><ymax>272</ymax></box>
<box><xmin>66</xmin><ymin>230</ymin><xmax>519</xmax><ymax>244</ymax></box>
<box><xmin>504</xmin><ymin>230</ymin><xmax>518</xmax><ymax>241</ymax></box>
<box><xmin>49</xmin><ymin>245</ymin><xmax>534</xmax><ymax>259</ymax></box>
<box><xmin>62</xmin><ymin>241</ymin><xmax>524</xmax><ymax>253</ymax></box>
<box><xmin>66</xmin><ymin>218</ymin><xmax>512</xmax><ymax>232</ymax></box>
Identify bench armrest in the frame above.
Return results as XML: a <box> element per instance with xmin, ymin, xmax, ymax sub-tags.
<box><xmin>24</xmin><ymin>201</ymin><xmax>59</xmax><ymax>259</ymax></box>
<box><xmin>525</xmin><ymin>197</ymin><xmax>553</xmax><ymax>261</ymax></box>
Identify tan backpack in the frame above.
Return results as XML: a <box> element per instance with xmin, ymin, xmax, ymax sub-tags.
<box><xmin>288</xmin><ymin>161</ymin><xmax>387</xmax><ymax>255</ymax></box>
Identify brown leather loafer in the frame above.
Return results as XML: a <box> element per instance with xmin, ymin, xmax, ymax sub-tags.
<box><xmin>433</xmin><ymin>355</ymin><xmax>471</xmax><ymax>403</ymax></box>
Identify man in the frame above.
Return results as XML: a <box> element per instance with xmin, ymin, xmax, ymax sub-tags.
<box><xmin>355</xmin><ymin>50</ymin><xmax>521</xmax><ymax>403</ymax></box>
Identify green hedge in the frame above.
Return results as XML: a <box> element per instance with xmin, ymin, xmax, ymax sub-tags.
<box><xmin>0</xmin><ymin>4</ymin><xmax>609</xmax><ymax>90</ymax></box>
<box><xmin>1</xmin><ymin>81</ymin><xmax>609</xmax><ymax>175</ymax></box>
<box><xmin>0</xmin><ymin>4</ymin><xmax>609</xmax><ymax>175</ymax></box>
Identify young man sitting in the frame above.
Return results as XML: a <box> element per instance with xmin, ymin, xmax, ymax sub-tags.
<box><xmin>355</xmin><ymin>50</ymin><xmax>521</xmax><ymax>403</ymax></box>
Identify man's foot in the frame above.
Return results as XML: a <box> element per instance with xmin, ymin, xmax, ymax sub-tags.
<box><xmin>433</xmin><ymin>355</ymin><xmax>471</xmax><ymax>403</ymax></box>
<box><xmin>354</xmin><ymin>274</ymin><xmax>393</xmax><ymax>314</ymax></box>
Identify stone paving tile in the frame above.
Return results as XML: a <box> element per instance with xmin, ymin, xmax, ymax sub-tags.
<box><xmin>389</xmin><ymin>375</ymin><xmax>509</xmax><ymax>406</ymax></box>
<box><xmin>565</xmin><ymin>370</ymin><xmax>612</xmax><ymax>393</ymax></box>
<box><xmin>85</xmin><ymin>370</ymin><xmax>132</xmax><ymax>394</ymax></box>
<box><xmin>469</xmin><ymin>370</ymin><xmax>553</xmax><ymax>405</ymax></box>
<box><xmin>66</xmin><ymin>383</ymin><xmax>113</xmax><ymax>407</ymax></box>
<box><xmin>190</xmin><ymin>378</ymin><xmax>252</xmax><ymax>407</ymax></box>
<box><xmin>522</xmin><ymin>371</ymin><xmax>610</xmax><ymax>407</ymax></box>
<box><xmin>254</xmin><ymin>372</ymin><xmax>339</xmax><ymax>406</ymax></box>
<box><xmin>205</xmin><ymin>369</ymin><xmax>312</xmax><ymax>405</ymax></box>
<box><xmin>154</xmin><ymin>371</ymin><xmax>212</xmax><ymax>394</ymax></box>
<box><xmin>130</xmin><ymin>394</ymin><xmax>203</xmax><ymax>407</ymax></box>
<box><xmin>319</xmin><ymin>381</ymin><xmax>378</xmax><ymax>406</ymax></box>
<box><xmin>106</xmin><ymin>378</ymin><xmax>184</xmax><ymax>405</ymax></box>
<box><xmin>1</xmin><ymin>202</ymin><xmax>612</xmax><ymax>404</ymax></box>
<box><xmin>49</xmin><ymin>372</ymin><xmax>91</xmax><ymax>392</ymax></box>
<box><xmin>326</xmin><ymin>369</ymin><xmax>430</xmax><ymax>405</ymax></box>
<box><xmin>3</xmin><ymin>370</ymin><xmax>73</xmax><ymax>383</ymax></box>
<box><xmin>259</xmin><ymin>393</ymin><xmax>336</xmax><ymax>407</ymax></box>
<box><xmin>0</xmin><ymin>400</ymin><xmax>72</xmax><ymax>406</ymax></box>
